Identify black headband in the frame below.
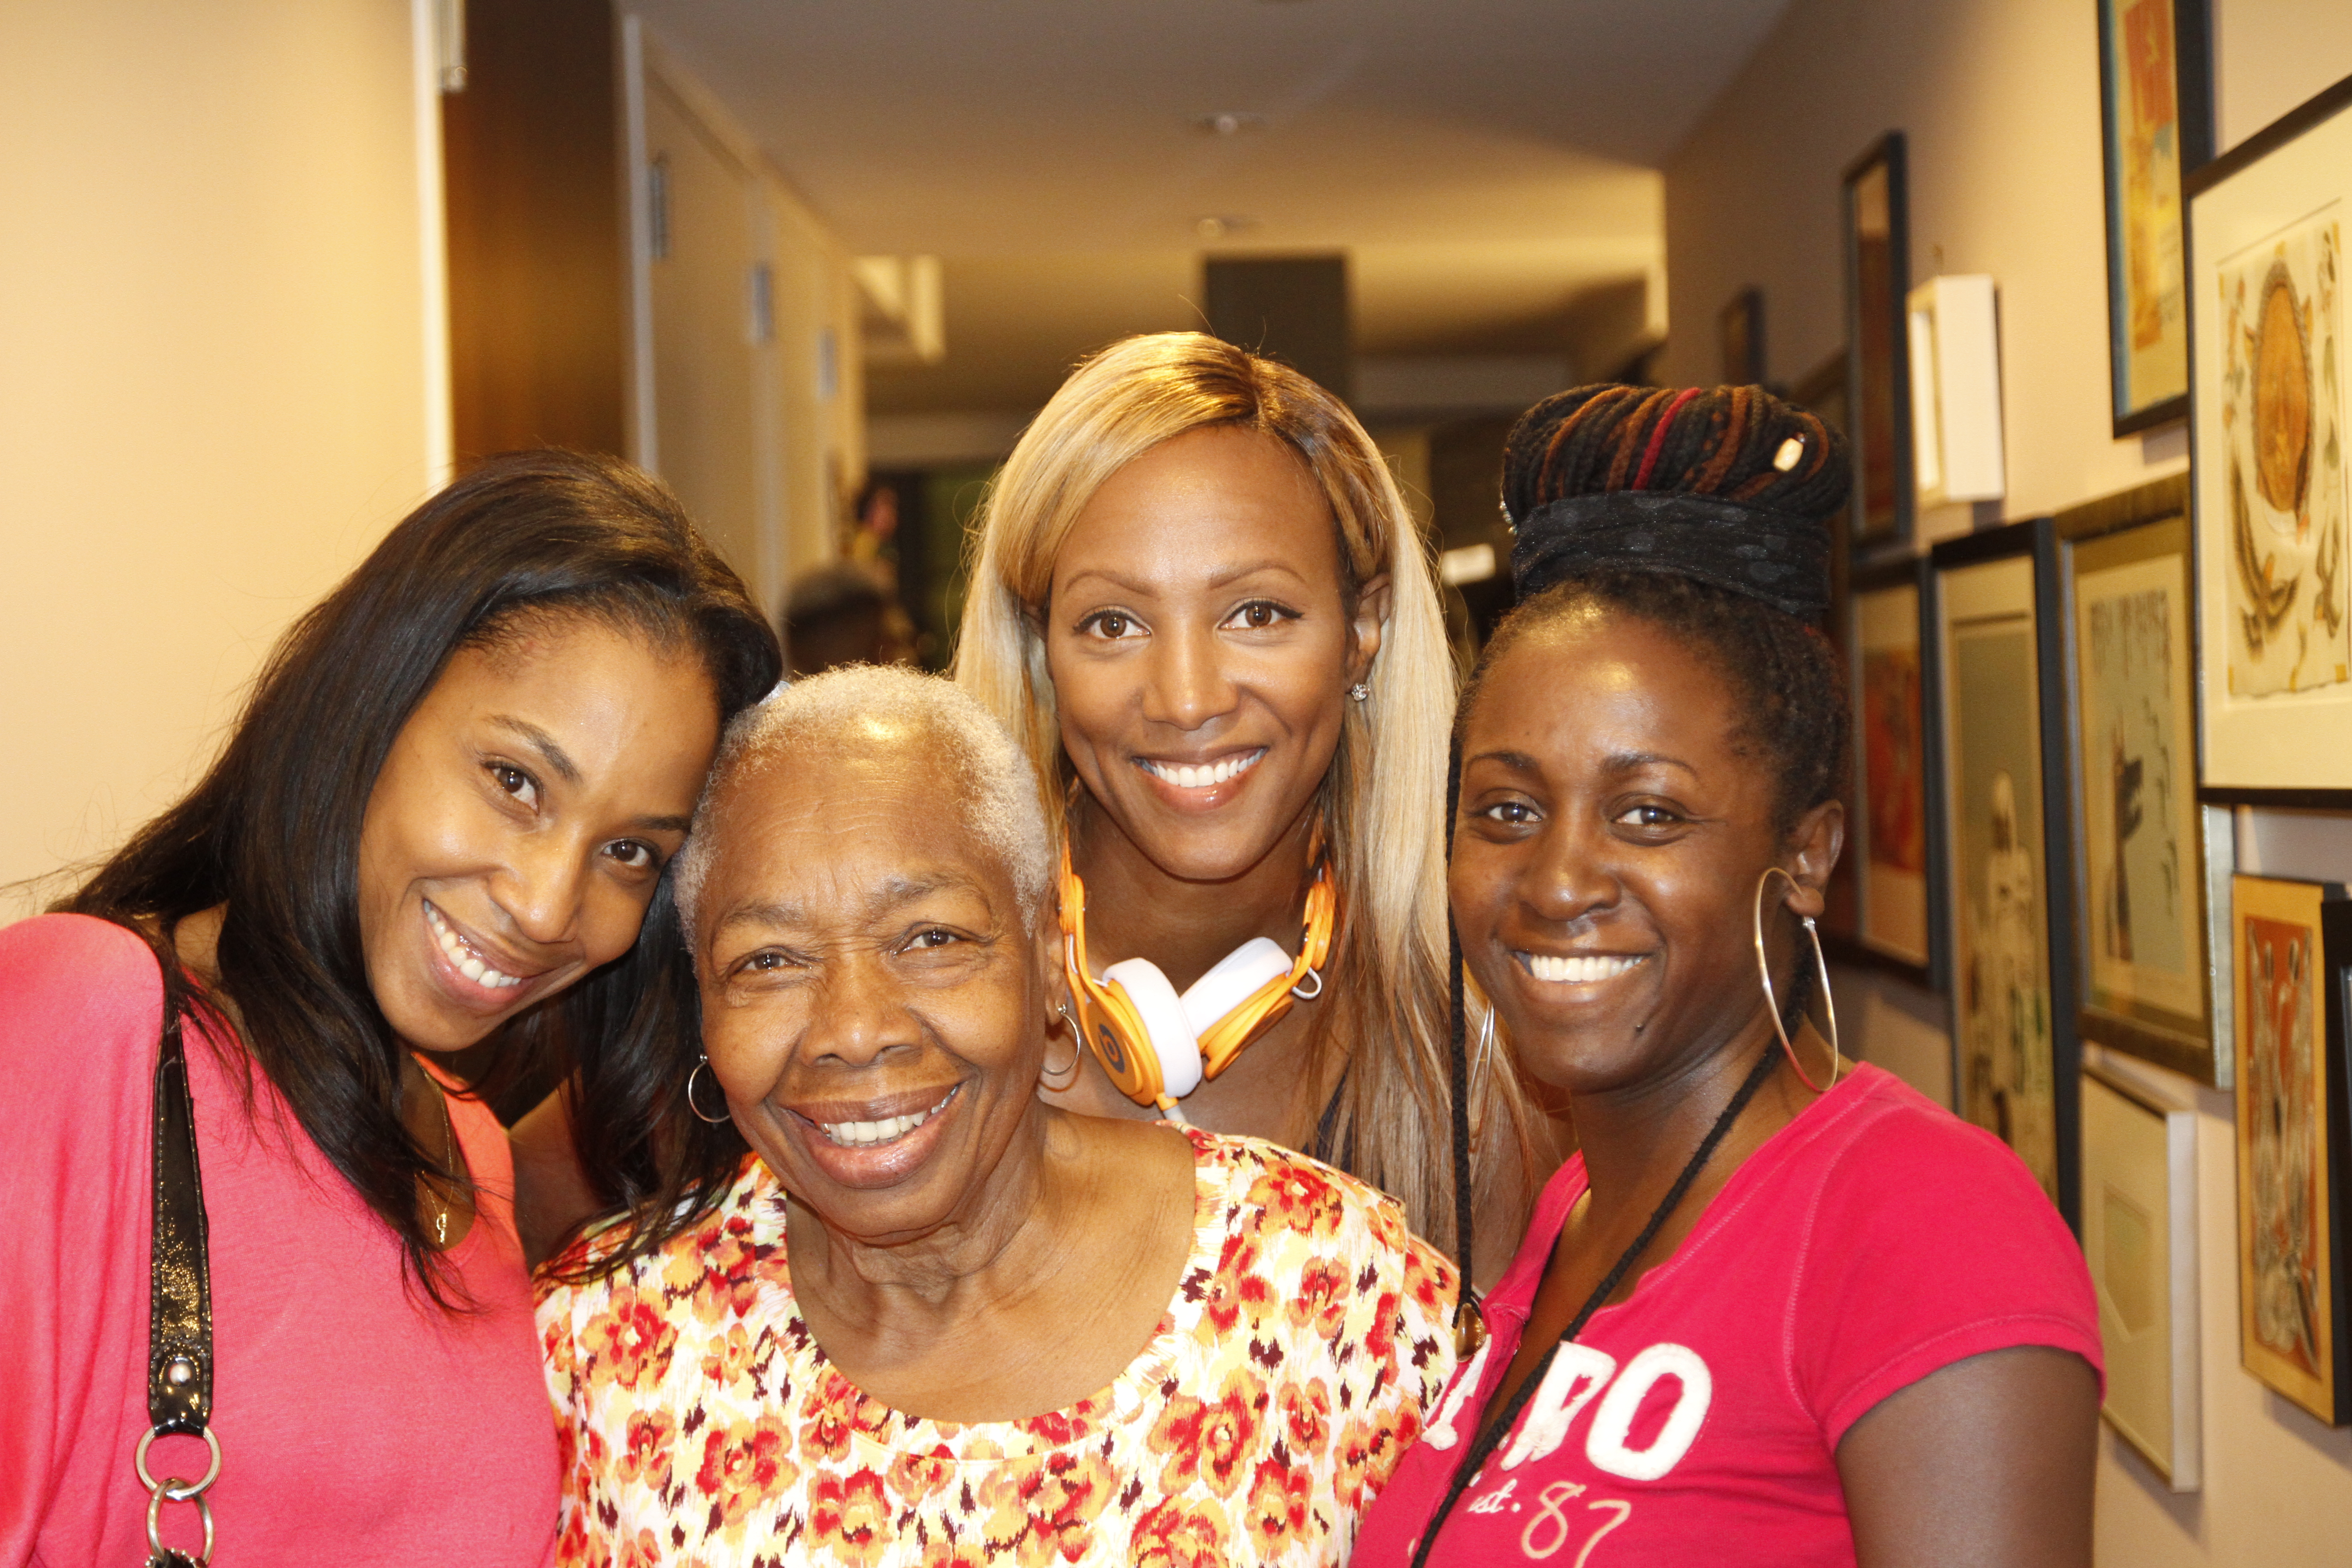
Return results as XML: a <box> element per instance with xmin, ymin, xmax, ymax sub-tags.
<box><xmin>1508</xmin><ymin>490</ymin><xmax>1831</xmax><ymax>620</ymax></box>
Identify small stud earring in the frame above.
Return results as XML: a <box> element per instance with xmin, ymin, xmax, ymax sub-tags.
<box><xmin>1348</xmin><ymin>682</ymin><xmax>1370</xmax><ymax>702</ymax></box>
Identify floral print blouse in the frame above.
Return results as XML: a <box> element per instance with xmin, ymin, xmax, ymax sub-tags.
<box><xmin>537</xmin><ymin>1127</ymin><xmax>1459</xmax><ymax>1567</ymax></box>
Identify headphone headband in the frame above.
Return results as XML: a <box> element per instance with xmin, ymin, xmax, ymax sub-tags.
<box><xmin>1058</xmin><ymin>845</ymin><xmax>1338</xmax><ymax>1112</ymax></box>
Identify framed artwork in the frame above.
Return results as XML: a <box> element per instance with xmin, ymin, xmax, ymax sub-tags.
<box><xmin>1720</xmin><ymin>287</ymin><xmax>1764</xmax><ymax>385</ymax></box>
<box><xmin>2230</xmin><ymin>873</ymin><xmax>2352</xmax><ymax>1425</ymax></box>
<box><xmin>2189</xmin><ymin>74</ymin><xmax>2352</xmax><ymax>798</ymax></box>
<box><xmin>2082</xmin><ymin>1063</ymin><xmax>2201</xmax><ymax>1488</ymax></box>
<box><xmin>2096</xmin><ymin>0</ymin><xmax>2214</xmax><ymax>435</ymax></box>
<box><xmin>2059</xmin><ymin>476</ymin><xmax>2218</xmax><ymax>1081</ymax></box>
<box><xmin>1844</xmin><ymin>134</ymin><xmax>1912</xmax><ymax>552</ymax></box>
<box><xmin>1839</xmin><ymin>556</ymin><xmax>1936</xmax><ymax>983</ymax></box>
<box><xmin>1935</xmin><ymin>521</ymin><xmax>2078</xmax><ymax>1222</ymax></box>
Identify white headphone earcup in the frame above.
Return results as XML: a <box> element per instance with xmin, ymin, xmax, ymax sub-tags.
<box><xmin>1102</xmin><ymin>958</ymin><xmax>1205</xmax><ymax>1100</ymax></box>
<box><xmin>1180</xmin><ymin>937</ymin><xmax>1294</xmax><ymax>1037</ymax></box>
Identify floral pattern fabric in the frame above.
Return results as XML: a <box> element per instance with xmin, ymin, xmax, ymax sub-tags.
<box><xmin>538</xmin><ymin>1127</ymin><xmax>1458</xmax><ymax>1568</ymax></box>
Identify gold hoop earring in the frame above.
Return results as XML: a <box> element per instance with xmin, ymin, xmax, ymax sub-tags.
<box><xmin>1751</xmin><ymin>867</ymin><xmax>1841</xmax><ymax>1094</ymax></box>
<box><xmin>686</xmin><ymin>1056</ymin><xmax>733</xmax><ymax>1124</ymax></box>
<box><xmin>1042</xmin><ymin>1004</ymin><xmax>1083</xmax><ymax>1090</ymax></box>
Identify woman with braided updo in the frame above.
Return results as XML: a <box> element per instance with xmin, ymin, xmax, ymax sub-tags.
<box><xmin>1355</xmin><ymin>386</ymin><xmax>2101</xmax><ymax>1567</ymax></box>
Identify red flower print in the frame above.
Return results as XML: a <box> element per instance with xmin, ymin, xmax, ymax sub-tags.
<box><xmin>1149</xmin><ymin>1367</ymin><xmax>1266</xmax><ymax>1498</ymax></box>
<box><xmin>806</xmin><ymin>1468</ymin><xmax>890</xmax><ymax>1567</ymax></box>
<box><xmin>1280</xmin><ymin>1380</ymin><xmax>1331</xmax><ymax>1451</ymax></box>
<box><xmin>1131</xmin><ymin>1496</ymin><xmax>1233</xmax><ymax>1568</ymax></box>
<box><xmin>617</xmin><ymin>1408</ymin><xmax>678</xmax><ymax>1493</ymax></box>
<box><xmin>1246</xmin><ymin>1161</ymin><xmax>1344</xmax><ymax>1240</ymax></box>
<box><xmin>1286</xmin><ymin>1258</ymin><xmax>1350</xmax><ymax>1343</ymax></box>
<box><xmin>588</xmin><ymin>1288</ymin><xmax>680</xmax><ymax>1390</ymax></box>
<box><xmin>1243</xmin><ymin>1457</ymin><xmax>1313</xmax><ymax>1552</ymax></box>
<box><xmin>693</xmin><ymin>1414</ymin><xmax>798</xmax><ymax>1532</ymax></box>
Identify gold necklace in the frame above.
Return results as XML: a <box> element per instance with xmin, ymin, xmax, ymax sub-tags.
<box><xmin>417</xmin><ymin>1066</ymin><xmax>461</xmax><ymax>1248</ymax></box>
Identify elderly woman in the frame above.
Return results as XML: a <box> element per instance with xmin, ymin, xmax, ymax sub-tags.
<box><xmin>537</xmin><ymin>664</ymin><xmax>1457</xmax><ymax>1566</ymax></box>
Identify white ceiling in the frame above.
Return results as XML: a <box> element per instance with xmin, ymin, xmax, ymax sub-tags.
<box><xmin>632</xmin><ymin>0</ymin><xmax>1795</xmax><ymax>415</ymax></box>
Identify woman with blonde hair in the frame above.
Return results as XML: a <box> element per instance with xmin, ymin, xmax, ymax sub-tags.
<box><xmin>956</xmin><ymin>330</ymin><xmax>1544</xmax><ymax>1281</ymax></box>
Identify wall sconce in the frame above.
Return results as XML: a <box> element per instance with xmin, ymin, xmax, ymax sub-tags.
<box><xmin>1906</xmin><ymin>274</ymin><xmax>2005</xmax><ymax>506</ymax></box>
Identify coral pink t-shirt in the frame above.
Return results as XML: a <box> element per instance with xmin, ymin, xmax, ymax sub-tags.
<box><xmin>0</xmin><ymin>914</ymin><xmax>558</xmax><ymax>1567</ymax></box>
<box><xmin>1351</xmin><ymin>1063</ymin><xmax>2102</xmax><ymax>1568</ymax></box>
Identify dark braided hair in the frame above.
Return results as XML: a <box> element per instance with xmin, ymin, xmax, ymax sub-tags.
<box><xmin>1421</xmin><ymin>384</ymin><xmax>1845</xmax><ymax>1562</ymax></box>
<box><xmin>1483</xmin><ymin>382</ymin><xmax>1851</xmax><ymax>832</ymax></box>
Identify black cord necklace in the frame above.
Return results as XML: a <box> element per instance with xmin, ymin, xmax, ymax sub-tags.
<box><xmin>1406</xmin><ymin>1036</ymin><xmax>1786</xmax><ymax>1568</ymax></box>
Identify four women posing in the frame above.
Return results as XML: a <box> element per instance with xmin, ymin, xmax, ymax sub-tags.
<box><xmin>0</xmin><ymin>344</ymin><xmax>2099</xmax><ymax>1568</ymax></box>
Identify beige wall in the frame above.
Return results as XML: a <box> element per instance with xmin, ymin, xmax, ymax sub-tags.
<box><xmin>628</xmin><ymin>24</ymin><xmax>865</xmax><ymax>621</ymax></box>
<box><xmin>0</xmin><ymin>0</ymin><xmax>443</xmax><ymax>906</ymax></box>
<box><xmin>1662</xmin><ymin>3</ymin><xmax>2352</xmax><ymax>1563</ymax></box>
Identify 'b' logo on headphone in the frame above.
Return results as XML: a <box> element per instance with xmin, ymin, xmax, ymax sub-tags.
<box><xmin>1097</xmin><ymin>1023</ymin><xmax>1127</xmax><ymax>1073</ymax></box>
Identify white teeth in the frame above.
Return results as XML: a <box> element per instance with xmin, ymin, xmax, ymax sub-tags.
<box><xmin>425</xmin><ymin>903</ymin><xmax>524</xmax><ymax>990</ymax></box>
<box><xmin>818</xmin><ymin>1090</ymin><xmax>955</xmax><ymax>1148</ymax></box>
<box><xmin>1525</xmin><ymin>952</ymin><xmax>1646</xmax><ymax>985</ymax></box>
<box><xmin>1142</xmin><ymin>750</ymin><xmax>1263</xmax><ymax>790</ymax></box>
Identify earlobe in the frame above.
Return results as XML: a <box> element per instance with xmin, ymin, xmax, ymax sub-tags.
<box><xmin>1779</xmin><ymin>799</ymin><xmax>1847</xmax><ymax>918</ymax></box>
<box><xmin>1349</xmin><ymin>572</ymin><xmax>1393</xmax><ymax>682</ymax></box>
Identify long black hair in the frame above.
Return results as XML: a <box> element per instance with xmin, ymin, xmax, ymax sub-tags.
<box><xmin>64</xmin><ymin>450</ymin><xmax>780</xmax><ymax>1302</ymax></box>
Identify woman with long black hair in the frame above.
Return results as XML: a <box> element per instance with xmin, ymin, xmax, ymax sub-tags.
<box><xmin>1352</xmin><ymin>387</ymin><xmax>2100</xmax><ymax>1567</ymax></box>
<box><xmin>0</xmin><ymin>451</ymin><xmax>779</xmax><ymax>1566</ymax></box>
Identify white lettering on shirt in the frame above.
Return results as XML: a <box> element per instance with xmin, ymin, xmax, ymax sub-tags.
<box><xmin>1465</xmin><ymin>1478</ymin><xmax>1518</xmax><ymax>1514</ymax></box>
<box><xmin>1584</xmin><ymin>1343</ymin><xmax>1712</xmax><ymax>1481</ymax></box>
<box><xmin>1424</xmin><ymin>1339</ymin><xmax>1492</xmax><ymax>1450</ymax></box>
<box><xmin>1500</xmin><ymin>1344</ymin><xmax>1617</xmax><ymax>1470</ymax></box>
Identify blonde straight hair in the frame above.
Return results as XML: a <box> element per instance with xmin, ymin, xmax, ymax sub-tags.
<box><xmin>953</xmin><ymin>331</ymin><xmax>1537</xmax><ymax>1253</ymax></box>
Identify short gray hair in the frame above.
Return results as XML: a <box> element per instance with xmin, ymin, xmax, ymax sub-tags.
<box><xmin>671</xmin><ymin>664</ymin><xmax>1052</xmax><ymax>941</ymax></box>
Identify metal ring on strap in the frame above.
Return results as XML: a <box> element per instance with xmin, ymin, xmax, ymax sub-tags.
<box><xmin>145</xmin><ymin>1486</ymin><xmax>216</xmax><ymax>1566</ymax></box>
<box><xmin>136</xmin><ymin>1425</ymin><xmax>221</xmax><ymax>1498</ymax></box>
<box><xmin>1289</xmin><ymin>965</ymin><xmax>1324</xmax><ymax>1001</ymax></box>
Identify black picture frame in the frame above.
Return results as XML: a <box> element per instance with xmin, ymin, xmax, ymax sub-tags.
<box><xmin>2096</xmin><ymin>0</ymin><xmax>2214</xmax><ymax>436</ymax></box>
<box><xmin>2056</xmin><ymin>474</ymin><xmax>2221</xmax><ymax>1083</ymax></box>
<box><xmin>2187</xmin><ymin>71</ymin><xmax>2352</xmax><ymax>806</ymax></box>
<box><xmin>1931</xmin><ymin>518</ymin><xmax>2082</xmax><ymax>1229</ymax></box>
<box><xmin>1829</xmin><ymin>553</ymin><xmax>1945</xmax><ymax>993</ymax></box>
<box><xmin>1843</xmin><ymin>133</ymin><xmax>1912</xmax><ymax>554</ymax></box>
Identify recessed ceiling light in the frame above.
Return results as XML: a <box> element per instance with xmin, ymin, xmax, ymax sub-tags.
<box><xmin>1194</xmin><ymin>111</ymin><xmax>1266</xmax><ymax>136</ymax></box>
<box><xmin>1195</xmin><ymin>216</ymin><xmax>1261</xmax><ymax>239</ymax></box>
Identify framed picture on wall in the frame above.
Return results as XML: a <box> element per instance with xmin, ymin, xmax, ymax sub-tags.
<box><xmin>2082</xmin><ymin>1063</ymin><xmax>2201</xmax><ymax>1488</ymax></box>
<box><xmin>1933</xmin><ymin>520</ymin><xmax>2078</xmax><ymax>1224</ymax></box>
<box><xmin>1843</xmin><ymin>133</ymin><xmax>1912</xmax><ymax>553</ymax></box>
<box><xmin>2095</xmin><ymin>0</ymin><xmax>2213</xmax><ymax>435</ymax></box>
<box><xmin>1841</xmin><ymin>556</ymin><xmax>1936</xmax><ymax>982</ymax></box>
<box><xmin>2189</xmin><ymin>74</ymin><xmax>2352</xmax><ymax>798</ymax></box>
<box><xmin>2230</xmin><ymin>873</ymin><xmax>2352</xmax><ymax>1426</ymax></box>
<box><xmin>2059</xmin><ymin>475</ymin><xmax>2218</xmax><ymax>1081</ymax></box>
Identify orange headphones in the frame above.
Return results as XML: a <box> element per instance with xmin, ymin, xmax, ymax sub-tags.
<box><xmin>1058</xmin><ymin>846</ymin><xmax>1338</xmax><ymax>1114</ymax></box>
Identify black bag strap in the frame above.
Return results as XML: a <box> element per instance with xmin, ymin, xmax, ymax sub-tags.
<box><xmin>147</xmin><ymin>1009</ymin><xmax>213</xmax><ymax>1432</ymax></box>
<box><xmin>136</xmin><ymin>1004</ymin><xmax>220</xmax><ymax>1567</ymax></box>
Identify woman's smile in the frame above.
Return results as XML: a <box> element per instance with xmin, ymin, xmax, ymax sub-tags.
<box><xmin>1133</xmin><ymin>745</ymin><xmax>1267</xmax><ymax>808</ymax></box>
<box><xmin>1514</xmin><ymin>949</ymin><xmax>1649</xmax><ymax>986</ymax></box>
<box><xmin>782</xmin><ymin>1082</ymin><xmax>968</xmax><ymax>1190</ymax></box>
<box><xmin>419</xmin><ymin>898</ymin><xmax>558</xmax><ymax>1010</ymax></box>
